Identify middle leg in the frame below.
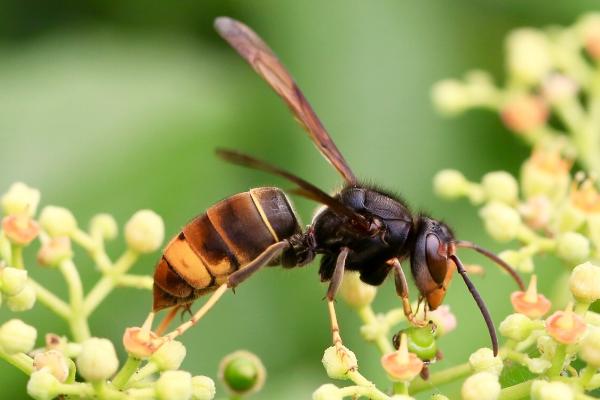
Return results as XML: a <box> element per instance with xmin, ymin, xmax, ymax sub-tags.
<box><xmin>387</xmin><ymin>258</ymin><xmax>429</xmax><ymax>327</ymax></box>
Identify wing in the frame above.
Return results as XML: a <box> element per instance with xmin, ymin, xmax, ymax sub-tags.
<box><xmin>214</xmin><ymin>17</ymin><xmax>357</xmax><ymax>184</ymax></box>
<box><xmin>216</xmin><ymin>148</ymin><xmax>371</xmax><ymax>232</ymax></box>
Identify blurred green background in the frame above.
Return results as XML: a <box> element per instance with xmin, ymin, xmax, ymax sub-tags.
<box><xmin>0</xmin><ymin>1</ymin><xmax>598</xmax><ymax>398</ymax></box>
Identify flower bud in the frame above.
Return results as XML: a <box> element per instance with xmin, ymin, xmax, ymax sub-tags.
<box><xmin>468</xmin><ymin>348</ymin><xmax>503</xmax><ymax>376</ymax></box>
<box><xmin>499</xmin><ymin>250</ymin><xmax>534</xmax><ymax>273</ymax></box>
<box><xmin>125</xmin><ymin>210</ymin><xmax>164</xmax><ymax>253</ymax></box>
<box><xmin>338</xmin><ymin>271</ymin><xmax>376</xmax><ymax>309</ymax></box>
<box><xmin>6</xmin><ymin>283</ymin><xmax>36</xmax><ymax>312</ymax></box>
<box><xmin>519</xmin><ymin>195</ymin><xmax>552</xmax><ymax>229</ymax></box>
<box><xmin>580</xmin><ymin>327</ymin><xmax>600</xmax><ymax>368</ymax></box>
<box><xmin>312</xmin><ymin>384</ymin><xmax>342</xmax><ymax>400</ymax></box>
<box><xmin>499</xmin><ymin>313</ymin><xmax>535</xmax><ymax>342</ymax></box>
<box><xmin>76</xmin><ymin>337</ymin><xmax>119</xmax><ymax>381</ymax></box>
<box><xmin>578</xmin><ymin>13</ymin><xmax>600</xmax><ymax>59</ymax></box>
<box><xmin>0</xmin><ymin>319</ymin><xmax>37</xmax><ymax>354</ymax></box>
<box><xmin>219</xmin><ymin>350</ymin><xmax>266</xmax><ymax>395</ymax></box>
<box><xmin>152</xmin><ymin>340</ymin><xmax>186</xmax><ymax>371</ymax></box>
<box><xmin>479</xmin><ymin>201</ymin><xmax>522</xmax><ymax>242</ymax></box>
<box><xmin>381</xmin><ymin>333</ymin><xmax>423</xmax><ymax>382</ymax></box>
<box><xmin>27</xmin><ymin>368</ymin><xmax>60</xmax><ymax>400</ymax></box>
<box><xmin>525</xmin><ymin>357</ymin><xmax>551</xmax><ymax>374</ymax></box>
<box><xmin>537</xmin><ymin>335</ymin><xmax>557</xmax><ymax>360</ymax></box>
<box><xmin>122</xmin><ymin>327</ymin><xmax>162</xmax><ymax>359</ymax></box>
<box><xmin>321</xmin><ymin>345</ymin><xmax>357</xmax><ymax>380</ymax></box>
<box><xmin>481</xmin><ymin>171</ymin><xmax>518</xmax><ymax>204</ymax></box>
<box><xmin>506</xmin><ymin>28</ymin><xmax>552</xmax><ymax>85</ymax></box>
<box><xmin>546</xmin><ymin>308</ymin><xmax>586</xmax><ymax>344</ymax></box>
<box><xmin>531</xmin><ymin>380</ymin><xmax>573</xmax><ymax>400</ymax></box>
<box><xmin>433</xmin><ymin>169</ymin><xmax>469</xmax><ymax>199</ymax></box>
<box><xmin>521</xmin><ymin>150</ymin><xmax>571</xmax><ymax>201</ymax></box>
<box><xmin>501</xmin><ymin>94</ymin><xmax>548</xmax><ymax>134</ymax></box>
<box><xmin>156</xmin><ymin>370</ymin><xmax>192</xmax><ymax>400</ymax></box>
<box><xmin>428</xmin><ymin>305</ymin><xmax>457</xmax><ymax>337</ymax></box>
<box><xmin>191</xmin><ymin>375</ymin><xmax>216</xmax><ymax>400</ymax></box>
<box><xmin>431</xmin><ymin>79</ymin><xmax>471</xmax><ymax>115</ymax></box>
<box><xmin>510</xmin><ymin>275</ymin><xmax>551</xmax><ymax>319</ymax></box>
<box><xmin>89</xmin><ymin>213</ymin><xmax>118</xmax><ymax>241</ymax></box>
<box><xmin>33</xmin><ymin>350</ymin><xmax>69</xmax><ymax>383</ymax></box>
<box><xmin>556</xmin><ymin>232</ymin><xmax>590</xmax><ymax>265</ymax></box>
<box><xmin>0</xmin><ymin>266</ymin><xmax>28</xmax><ymax>296</ymax></box>
<box><xmin>542</xmin><ymin>74</ymin><xmax>578</xmax><ymax>104</ymax></box>
<box><xmin>2</xmin><ymin>215</ymin><xmax>40</xmax><ymax>246</ymax></box>
<box><xmin>1</xmin><ymin>182</ymin><xmax>40</xmax><ymax>217</ymax></box>
<box><xmin>461</xmin><ymin>372</ymin><xmax>500</xmax><ymax>400</ymax></box>
<box><xmin>39</xmin><ymin>206</ymin><xmax>77</xmax><ymax>238</ymax></box>
<box><xmin>37</xmin><ymin>237</ymin><xmax>73</xmax><ymax>267</ymax></box>
<box><xmin>569</xmin><ymin>262</ymin><xmax>600</xmax><ymax>304</ymax></box>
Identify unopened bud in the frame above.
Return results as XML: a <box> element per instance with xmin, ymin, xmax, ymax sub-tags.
<box><xmin>431</xmin><ymin>79</ymin><xmax>471</xmax><ymax>115</ymax></box>
<box><xmin>580</xmin><ymin>327</ymin><xmax>600</xmax><ymax>368</ymax></box>
<box><xmin>556</xmin><ymin>232</ymin><xmax>590</xmax><ymax>265</ymax></box>
<box><xmin>156</xmin><ymin>370</ymin><xmax>192</xmax><ymax>400</ymax></box>
<box><xmin>433</xmin><ymin>169</ymin><xmax>469</xmax><ymax>199</ymax></box>
<box><xmin>479</xmin><ymin>201</ymin><xmax>522</xmax><ymax>242</ymax></box>
<box><xmin>125</xmin><ymin>210</ymin><xmax>164</xmax><ymax>253</ymax></box>
<box><xmin>338</xmin><ymin>271</ymin><xmax>376</xmax><ymax>309</ymax></box>
<box><xmin>481</xmin><ymin>171</ymin><xmax>518</xmax><ymax>204</ymax></box>
<box><xmin>0</xmin><ymin>266</ymin><xmax>28</xmax><ymax>296</ymax></box>
<box><xmin>39</xmin><ymin>206</ymin><xmax>78</xmax><ymax>238</ymax></box>
<box><xmin>468</xmin><ymin>348</ymin><xmax>503</xmax><ymax>376</ymax></box>
<box><xmin>542</xmin><ymin>74</ymin><xmax>578</xmax><ymax>103</ymax></box>
<box><xmin>219</xmin><ymin>350</ymin><xmax>266</xmax><ymax>395</ymax></box>
<box><xmin>312</xmin><ymin>384</ymin><xmax>342</xmax><ymax>400</ymax></box>
<box><xmin>152</xmin><ymin>340</ymin><xmax>186</xmax><ymax>371</ymax></box>
<box><xmin>506</xmin><ymin>28</ymin><xmax>552</xmax><ymax>85</ymax></box>
<box><xmin>499</xmin><ymin>313</ymin><xmax>535</xmax><ymax>342</ymax></box>
<box><xmin>90</xmin><ymin>214</ymin><xmax>118</xmax><ymax>241</ymax></box>
<box><xmin>461</xmin><ymin>372</ymin><xmax>500</xmax><ymax>400</ymax></box>
<box><xmin>76</xmin><ymin>337</ymin><xmax>119</xmax><ymax>381</ymax></box>
<box><xmin>0</xmin><ymin>319</ymin><xmax>37</xmax><ymax>354</ymax></box>
<box><xmin>27</xmin><ymin>368</ymin><xmax>60</xmax><ymax>400</ymax></box>
<box><xmin>191</xmin><ymin>375</ymin><xmax>216</xmax><ymax>400</ymax></box>
<box><xmin>1</xmin><ymin>182</ymin><xmax>40</xmax><ymax>217</ymax></box>
<box><xmin>569</xmin><ymin>262</ymin><xmax>600</xmax><ymax>304</ymax></box>
<box><xmin>531</xmin><ymin>380</ymin><xmax>573</xmax><ymax>400</ymax></box>
<box><xmin>6</xmin><ymin>283</ymin><xmax>36</xmax><ymax>312</ymax></box>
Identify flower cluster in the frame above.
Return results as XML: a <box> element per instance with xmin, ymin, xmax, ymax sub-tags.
<box><xmin>0</xmin><ymin>182</ymin><xmax>264</xmax><ymax>399</ymax></box>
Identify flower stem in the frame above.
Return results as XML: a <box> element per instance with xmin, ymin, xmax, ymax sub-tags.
<box><xmin>339</xmin><ymin>385</ymin><xmax>390</xmax><ymax>400</ymax></box>
<box><xmin>60</xmin><ymin>259</ymin><xmax>90</xmax><ymax>342</ymax></box>
<box><xmin>112</xmin><ymin>356</ymin><xmax>142</xmax><ymax>390</ymax></box>
<box><xmin>547</xmin><ymin>343</ymin><xmax>567</xmax><ymax>377</ymax></box>
<box><xmin>357</xmin><ymin>306</ymin><xmax>394</xmax><ymax>354</ymax></box>
<box><xmin>409</xmin><ymin>362</ymin><xmax>472</xmax><ymax>394</ymax></box>
<box><xmin>499</xmin><ymin>379</ymin><xmax>533</xmax><ymax>400</ymax></box>
<box><xmin>0</xmin><ymin>348</ymin><xmax>34</xmax><ymax>375</ymax></box>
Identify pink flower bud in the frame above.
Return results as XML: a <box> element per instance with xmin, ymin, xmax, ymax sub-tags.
<box><xmin>2</xmin><ymin>215</ymin><xmax>39</xmax><ymax>246</ymax></box>
<box><xmin>510</xmin><ymin>275</ymin><xmax>551</xmax><ymax>319</ymax></box>
<box><xmin>545</xmin><ymin>306</ymin><xmax>587</xmax><ymax>344</ymax></box>
<box><xmin>501</xmin><ymin>95</ymin><xmax>548</xmax><ymax>134</ymax></box>
<box><xmin>122</xmin><ymin>327</ymin><xmax>163</xmax><ymax>359</ymax></box>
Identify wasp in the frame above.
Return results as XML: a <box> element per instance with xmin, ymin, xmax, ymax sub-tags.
<box><xmin>149</xmin><ymin>17</ymin><xmax>525</xmax><ymax>357</ymax></box>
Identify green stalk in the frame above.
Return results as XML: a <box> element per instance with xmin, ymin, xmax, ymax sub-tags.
<box><xmin>499</xmin><ymin>380</ymin><xmax>533</xmax><ymax>400</ymax></box>
<box><xmin>357</xmin><ymin>306</ymin><xmax>394</xmax><ymax>354</ymax></box>
<box><xmin>409</xmin><ymin>362</ymin><xmax>472</xmax><ymax>394</ymax></box>
<box><xmin>547</xmin><ymin>344</ymin><xmax>567</xmax><ymax>378</ymax></box>
<box><xmin>60</xmin><ymin>259</ymin><xmax>90</xmax><ymax>342</ymax></box>
<box><xmin>0</xmin><ymin>348</ymin><xmax>34</xmax><ymax>375</ymax></box>
<box><xmin>112</xmin><ymin>356</ymin><xmax>142</xmax><ymax>390</ymax></box>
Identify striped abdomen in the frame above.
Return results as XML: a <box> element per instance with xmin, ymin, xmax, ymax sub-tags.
<box><xmin>153</xmin><ymin>187</ymin><xmax>301</xmax><ymax>311</ymax></box>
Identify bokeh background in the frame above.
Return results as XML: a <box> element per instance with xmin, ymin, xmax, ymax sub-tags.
<box><xmin>1</xmin><ymin>1</ymin><xmax>598</xmax><ymax>398</ymax></box>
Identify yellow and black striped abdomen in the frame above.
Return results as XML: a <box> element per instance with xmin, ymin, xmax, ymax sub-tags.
<box><xmin>153</xmin><ymin>187</ymin><xmax>300</xmax><ymax>311</ymax></box>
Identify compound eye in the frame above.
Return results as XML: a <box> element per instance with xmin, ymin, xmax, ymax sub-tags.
<box><xmin>425</xmin><ymin>234</ymin><xmax>448</xmax><ymax>284</ymax></box>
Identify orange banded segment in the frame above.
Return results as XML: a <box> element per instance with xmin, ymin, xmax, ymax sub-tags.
<box><xmin>164</xmin><ymin>235</ymin><xmax>213</xmax><ymax>289</ymax></box>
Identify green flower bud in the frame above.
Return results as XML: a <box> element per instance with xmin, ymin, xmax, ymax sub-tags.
<box><xmin>151</xmin><ymin>340</ymin><xmax>186</xmax><ymax>371</ymax></box>
<box><xmin>556</xmin><ymin>232</ymin><xmax>590</xmax><ymax>265</ymax></box>
<box><xmin>312</xmin><ymin>384</ymin><xmax>342</xmax><ymax>400</ymax></box>
<box><xmin>531</xmin><ymin>380</ymin><xmax>573</xmax><ymax>400</ymax></box>
<box><xmin>219</xmin><ymin>350</ymin><xmax>266</xmax><ymax>395</ymax></box>
<box><xmin>580</xmin><ymin>327</ymin><xmax>600</xmax><ymax>368</ymax></box>
<box><xmin>0</xmin><ymin>319</ymin><xmax>37</xmax><ymax>354</ymax></box>
<box><xmin>6</xmin><ymin>283</ymin><xmax>36</xmax><ymax>312</ymax></box>
<box><xmin>461</xmin><ymin>372</ymin><xmax>500</xmax><ymax>400</ymax></box>
<box><xmin>479</xmin><ymin>202</ymin><xmax>522</xmax><ymax>242</ymax></box>
<box><xmin>156</xmin><ymin>370</ymin><xmax>192</xmax><ymax>400</ymax></box>
<box><xmin>506</xmin><ymin>28</ymin><xmax>552</xmax><ymax>85</ymax></box>
<box><xmin>468</xmin><ymin>348</ymin><xmax>503</xmax><ymax>376</ymax></box>
<box><xmin>321</xmin><ymin>345</ymin><xmax>358</xmax><ymax>380</ymax></box>
<box><xmin>481</xmin><ymin>171</ymin><xmax>518</xmax><ymax>204</ymax></box>
<box><xmin>76</xmin><ymin>338</ymin><xmax>119</xmax><ymax>381</ymax></box>
<box><xmin>1</xmin><ymin>182</ymin><xmax>40</xmax><ymax>217</ymax></box>
<box><xmin>0</xmin><ymin>266</ymin><xmax>28</xmax><ymax>296</ymax></box>
<box><xmin>27</xmin><ymin>368</ymin><xmax>60</xmax><ymax>400</ymax></box>
<box><xmin>431</xmin><ymin>80</ymin><xmax>471</xmax><ymax>115</ymax></box>
<box><xmin>338</xmin><ymin>271</ymin><xmax>376</xmax><ymax>309</ymax></box>
<box><xmin>125</xmin><ymin>210</ymin><xmax>164</xmax><ymax>253</ymax></box>
<box><xmin>569</xmin><ymin>262</ymin><xmax>600</xmax><ymax>304</ymax></box>
<box><xmin>90</xmin><ymin>213</ymin><xmax>118</xmax><ymax>241</ymax></box>
<box><xmin>39</xmin><ymin>206</ymin><xmax>78</xmax><ymax>238</ymax></box>
<box><xmin>191</xmin><ymin>375</ymin><xmax>216</xmax><ymax>400</ymax></box>
<box><xmin>499</xmin><ymin>313</ymin><xmax>534</xmax><ymax>342</ymax></box>
<box><xmin>433</xmin><ymin>170</ymin><xmax>469</xmax><ymax>199</ymax></box>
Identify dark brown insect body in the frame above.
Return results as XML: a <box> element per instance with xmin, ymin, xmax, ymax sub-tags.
<box><xmin>152</xmin><ymin>17</ymin><xmax>525</xmax><ymax>356</ymax></box>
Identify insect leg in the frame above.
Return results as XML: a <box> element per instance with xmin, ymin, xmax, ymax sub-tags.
<box><xmin>227</xmin><ymin>241</ymin><xmax>290</xmax><ymax>288</ymax></box>
<box><xmin>388</xmin><ymin>258</ymin><xmax>429</xmax><ymax>327</ymax></box>
<box><xmin>155</xmin><ymin>306</ymin><xmax>180</xmax><ymax>336</ymax></box>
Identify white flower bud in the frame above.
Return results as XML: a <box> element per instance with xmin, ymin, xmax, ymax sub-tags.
<box><xmin>1</xmin><ymin>182</ymin><xmax>40</xmax><ymax>217</ymax></box>
<box><xmin>556</xmin><ymin>232</ymin><xmax>590</xmax><ymax>265</ymax></box>
<box><xmin>479</xmin><ymin>202</ymin><xmax>522</xmax><ymax>242</ymax></box>
<box><xmin>461</xmin><ymin>372</ymin><xmax>500</xmax><ymax>400</ymax></box>
<box><xmin>90</xmin><ymin>214</ymin><xmax>118</xmax><ymax>241</ymax></box>
<box><xmin>431</xmin><ymin>79</ymin><xmax>471</xmax><ymax>115</ymax></box>
<box><xmin>0</xmin><ymin>267</ymin><xmax>28</xmax><ymax>296</ymax></box>
<box><xmin>0</xmin><ymin>319</ymin><xmax>37</xmax><ymax>354</ymax></box>
<box><xmin>312</xmin><ymin>384</ymin><xmax>342</xmax><ymax>400</ymax></box>
<box><xmin>152</xmin><ymin>340</ymin><xmax>186</xmax><ymax>371</ymax></box>
<box><xmin>468</xmin><ymin>348</ymin><xmax>503</xmax><ymax>376</ymax></box>
<box><xmin>481</xmin><ymin>171</ymin><xmax>518</xmax><ymax>204</ymax></box>
<box><xmin>499</xmin><ymin>313</ymin><xmax>534</xmax><ymax>342</ymax></box>
<box><xmin>39</xmin><ymin>206</ymin><xmax>78</xmax><ymax>237</ymax></box>
<box><xmin>33</xmin><ymin>350</ymin><xmax>70</xmax><ymax>383</ymax></box>
<box><xmin>156</xmin><ymin>370</ymin><xmax>192</xmax><ymax>400</ymax></box>
<box><xmin>27</xmin><ymin>368</ymin><xmax>60</xmax><ymax>400</ymax></box>
<box><xmin>76</xmin><ymin>337</ymin><xmax>119</xmax><ymax>381</ymax></box>
<box><xmin>338</xmin><ymin>271</ymin><xmax>376</xmax><ymax>309</ymax></box>
<box><xmin>542</xmin><ymin>74</ymin><xmax>578</xmax><ymax>104</ymax></box>
<box><xmin>506</xmin><ymin>28</ymin><xmax>552</xmax><ymax>85</ymax></box>
<box><xmin>580</xmin><ymin>327</ymin><xmax>600</xmax><ymax>368</ymax></box>
<box><xmin>321</xmin><ymin>345</ymin><xmax>357</xmax><ymax>380</ymax></box>
<box><xmin>569</xmin><ymin>262</ymin><xmax>600</xmax><ymax>304</ymax></box>
<box><xmin>531</xmin><ymin>380</ymin><xmax>573</xmax><ymax>400</ymax></box>
<box><xmin>191</xmin><ymin>375</ymin><xmax>216</xmax><ymax>400</ymax></box>
<box><xmin>433</xmin><ymin>170</ymin><xmax>469</xmax><ymax>199</ymax></box>
<box><xmin>125</xmin><ymin>210</ymin><xmax>164</xmax><ymax>253</ymax></box>
<box><xmin>525</xmin><ymin>357</ymin><xmax>551</xmax><ymax>374</ymax></box>
<box><xmin>6</xmin><ymin>283</ymin><xmax>36</xmax><ymax>312</ymax></box>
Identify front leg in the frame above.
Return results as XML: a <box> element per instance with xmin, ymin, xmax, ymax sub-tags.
<box><xmin>387</xmin><ymin>258</ymin><xmax>429</xmax><ymax>327</ymax></box>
